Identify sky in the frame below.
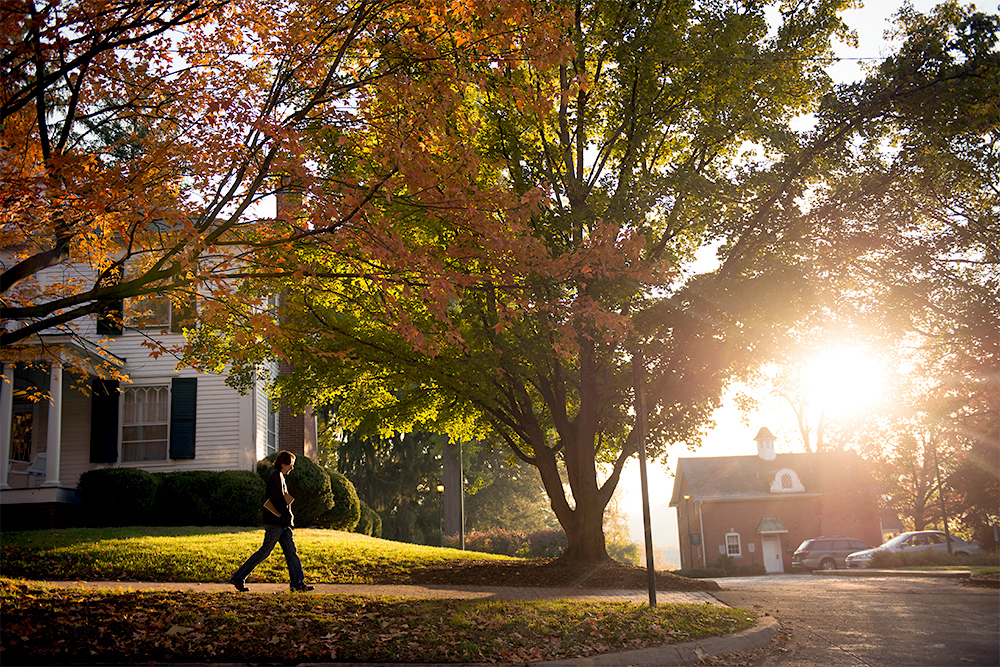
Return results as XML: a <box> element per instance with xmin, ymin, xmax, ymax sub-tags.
<box><xmin>615</xmin><ymin>0</ymin><xmax>948</xmax><ymax>566</ymax></box>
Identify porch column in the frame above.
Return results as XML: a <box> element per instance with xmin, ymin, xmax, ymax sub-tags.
<box><xmin>1</xmin><ymin>364</ymin><xmax>13</xmax><ymax>490</ymax></box>
<box><xmin>42</xmin><ymin>363</ymin><xmax>62</xmax><ymax>487</ymax></box>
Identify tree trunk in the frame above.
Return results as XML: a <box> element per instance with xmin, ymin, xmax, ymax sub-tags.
<box><xmin>532</xmin><ymin>429</ymin><xmax>611</xmax><ymax>564</ymax></box>
<box><xmin>560</xmin><ymin>494</ymin><xmax>611</xmax><ymax>563</ymax></box>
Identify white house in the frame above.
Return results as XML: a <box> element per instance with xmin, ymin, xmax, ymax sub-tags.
<box><xmin>1</xmin><ymin>264</ymin><xmax>316</xmax><ymax>528</ymax></box>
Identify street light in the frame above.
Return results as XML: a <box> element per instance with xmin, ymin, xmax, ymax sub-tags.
<box><xmin>683</xmin><ymin>493</ymin><xmax>694</xmax><ymax>569</ymax></box>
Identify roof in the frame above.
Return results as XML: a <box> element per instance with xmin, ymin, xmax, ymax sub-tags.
<box><xmin>754</xmin><ymin>426</ymin><xmax>776</xmax><ymax>441</ymax></box>
<box><xmin>757</xmin><ymin>515</ymin><xmax>789</xmax><ymax>534</ymax></box>
<box><xmin>669</xmin><ymin>453</ymin><xmax>821</xmax><ymax>505</ymax></box>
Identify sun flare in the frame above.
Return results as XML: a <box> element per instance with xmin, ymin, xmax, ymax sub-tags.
<box><xmin>804</xmin><ymin>347</ymin><xmax>886</xmax><ymax>417</ymax></box>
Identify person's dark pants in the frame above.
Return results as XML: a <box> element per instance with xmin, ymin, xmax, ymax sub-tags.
<box><xmin>231</xmin><ymin>524</ymin><xmax>305</xmax><ymax>589</ymax></box>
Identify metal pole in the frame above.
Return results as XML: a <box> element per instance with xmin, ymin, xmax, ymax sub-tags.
<box><xmin>633</xmin><ymin>348</ymin><xmax>657</xmax><ymax>608</ymax></box>
<box><xmin>931</xmin><ymin>439</ymin><xmax>952</xmax><ymax>555</ymax></box>
<box><xmin>437</xmin><ymin>484</ymin><xmax>444</xmax><ymax>546</ymax></box>
<box><xmin>459</xmin><ymin>441</ymin><xmax>465</xmax><ymax>551</ymax></box>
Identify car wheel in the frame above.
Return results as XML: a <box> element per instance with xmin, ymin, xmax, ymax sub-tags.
<box><xmin>820</xmin><ymin>558</ymin><xmax>836</xmax><ymax>571</ymax></box>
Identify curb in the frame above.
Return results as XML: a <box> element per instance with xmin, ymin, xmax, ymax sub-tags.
<box><xmin>535</xmin><ymin>615</ymin><xmax>781</xmax><ymax>666</ymax></box>
<box><xmin>72</xmin><ymin>617</ymin><xmax>782</xmax><ymax>667</ymax></box>
<box><xmin>812</xmin><ymin>569</ymin><xmax>972</xmax><ymax>579</ymax></box>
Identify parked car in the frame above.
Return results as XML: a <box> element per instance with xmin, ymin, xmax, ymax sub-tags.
<box><xmin>792</xmin><ymin>536</ymin><xmax>874</xmax><ymax>571</ymax></box>
<box><xmin>846</xmin><ymin>530</ymin><xmax>984</xmax><ymax>568</ymax></box>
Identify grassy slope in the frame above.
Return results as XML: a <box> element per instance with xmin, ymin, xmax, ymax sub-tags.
<box><xmin>0</xmin><ymin>526</ymin><xmax>510</xmax><ymax>583</ymax></box>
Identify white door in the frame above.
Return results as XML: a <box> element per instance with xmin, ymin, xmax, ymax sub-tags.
<box><xmin>762</xmin><ymin>535</ymin><xmax>784</xmax><ymax>573</ymax></box>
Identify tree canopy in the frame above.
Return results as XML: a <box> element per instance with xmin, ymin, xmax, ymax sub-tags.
<box><xmin>192</xmin><ymin>0</ymin><xmax>886</xmax><ymax>562</ymax></box>
<box><xmin>1</xmin><ymin>0</ymin><xmax>566</xmax><ymax>377</ymax></box>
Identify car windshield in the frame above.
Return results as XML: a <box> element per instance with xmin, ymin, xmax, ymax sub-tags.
<box><xmin>881</xmin><ymin>534</ymin><xmax>910</xmax><ymax>548</ymax></box>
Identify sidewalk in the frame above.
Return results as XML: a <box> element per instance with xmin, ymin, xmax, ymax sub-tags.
<box><xmin>37</xmin><ymin>580</ymin><xmax>782</xmax><ymax>666</ymax></box>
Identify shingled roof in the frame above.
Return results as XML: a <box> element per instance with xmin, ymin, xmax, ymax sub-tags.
<box><xmin>669</xmin><ymin>453</ymin><xmax>822</xmax><ymax>506</ymax></box>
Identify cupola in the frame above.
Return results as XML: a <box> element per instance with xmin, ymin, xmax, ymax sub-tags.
<box><xmin>754</xmin><ymin>426</ymin><xmax>776</xmax><ymax>461</ymax></box>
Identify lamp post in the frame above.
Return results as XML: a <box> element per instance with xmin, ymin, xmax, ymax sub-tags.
<box><xmin>436</xmin><ymin>483</ymin><xmax>445</xmax><ymax>546</ymax></box>
<box><xmin>683</xmin><ymin>493</ymin><xmax>694</xmax><ymax>569</ymax></box>
<box><xmin>633</xmin><ymin>347</ymin><xmax>656</xmax><ymax>608</ymax></box>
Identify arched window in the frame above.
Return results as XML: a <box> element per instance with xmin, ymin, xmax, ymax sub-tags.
<box><xmin>770</xmin><ymin>468</ymin><xmax>805</xmax><ymax>493</ymax></box>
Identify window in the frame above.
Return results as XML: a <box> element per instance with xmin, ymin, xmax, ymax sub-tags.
<box><xmin>10</xmin><ymin>409</ymin><xmax>32</xmax><ymax>462</ymax></box>
<box><xmin>122</xmin><ymin>386</ymin><xmax>169</xmax><ymax>462</ymax></box>
<box><xmin>726</xmin><ymin>533</ymin><xmax>742</xmax><ymax>557</ymax></box>
<box><xmin>769</xmin><ymin>468</ymin><xmax>805</xmax><ymax>493</ymax></box>
<box><xmin>266</xmin><ymin>397</ymin><xmax>278</xmax><ymax>455</ymax></box>
<box><xmin>125</xmin><ymin>296</ymin><xmax>196</xmax><ymax>332</ymax></box>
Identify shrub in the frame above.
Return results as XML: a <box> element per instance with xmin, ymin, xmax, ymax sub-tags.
<box><xmin>608</xmin><ymin>539</ymin><xmax>640</xmax><ymax>565</ymax></box>
<box><xmin>526</xmin><ymin>529</ymin><xmax>567</xmax><ymax>558</ymax></box>
<box><xmin>318</xmin><ymin>470</ymin><xmax>361</xmax><ymax>531</ymax></box>
<box><xmin>153</xmin><ymin>470</ymin><xmax>218</xmax><ymax>526</ymax></box>
<box><xmin>869</xmin><ymin>549</ymin><xmax>999</xmax><ymax>569</ymax></box>
<box><xmin>258</xmin><ymin>453</ymin><xmax>334</xmax><ymax>527</ymax></box>
<box><xmin>76</xmin><ymin>468</ymin><xmax>159</xmax><ymax>526</ymax></box>
<box><xmin>441</xmin><ymin>527</ymin><xmax>570</xmax><ymax>558</ymax></box>
<box><xmin>354</xmin><ymin>501</ymin><xmax>382</xmax><ymax>537</ymax></box>
<box><xmin>447</xmin><ymin>528</ymin><xmax>529</xmax><ymax>556</ymax></box>
<box><xmin>211</xmin><ymin>470</ymin><xmax>265</xmax><ymax>526</ymax></box>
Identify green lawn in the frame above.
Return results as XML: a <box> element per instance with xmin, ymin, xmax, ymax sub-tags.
<box><xmin>0</xmin><ymin>526</ymin><xmax>511</xmax><ymax>583</ymax></box>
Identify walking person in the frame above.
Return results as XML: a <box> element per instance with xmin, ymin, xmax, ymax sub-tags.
<box><xmin>230</xmin><ymin>450</ymin><xmax>314</xmax><ymax>592</ymax></box>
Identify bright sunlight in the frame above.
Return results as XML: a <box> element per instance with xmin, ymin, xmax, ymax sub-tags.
<box><xmin>803</xmin><ymin>346</ymin><xmax>887</xmax><ymax>418</ymax></box>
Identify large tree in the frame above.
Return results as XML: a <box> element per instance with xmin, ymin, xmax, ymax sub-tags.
<box><xmin>194</xmin><ymin>0</ymin><xmax>863</xmax><ymax>562</ymax></box>
<box><xmin>191</xmin><ymin>1</ymin><xmax>995</xmax><ymax>563</ymax></box>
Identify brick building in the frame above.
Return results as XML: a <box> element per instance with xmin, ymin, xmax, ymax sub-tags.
<box><xmin>669</xmin><ymin>427</ymin><xmax>882</xmax><ymax>573</ymax></box>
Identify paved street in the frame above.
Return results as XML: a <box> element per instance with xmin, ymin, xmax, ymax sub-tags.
<box><xmin>713</xmin><ymin>573</ymin><xmax>1000</xmax><ymax>666</ymax></box>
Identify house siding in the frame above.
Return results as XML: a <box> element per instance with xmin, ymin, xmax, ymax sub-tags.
<box><xmin>3</xmin><ymin>260</ymin><xmax>308</xmax><ymax>506</ymax></box>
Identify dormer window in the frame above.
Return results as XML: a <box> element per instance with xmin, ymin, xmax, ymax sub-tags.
<box><xmin>770</xmin><ymin>467</ymin><xmax>804</xmax><ymax>493</ymax></box>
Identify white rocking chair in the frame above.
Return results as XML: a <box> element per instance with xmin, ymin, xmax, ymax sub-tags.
<box><xmin>9</xmin><ymin>453</ymin><xmax>47</xmax><ymax>488</ymax></box>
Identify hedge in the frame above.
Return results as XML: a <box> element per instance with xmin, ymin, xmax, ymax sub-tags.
<box><xmin>355</xmin><ymin>501</ymin><xmax>382</xmax><ymax>537</ymax></box>
<box><xmin>77</xmin><ymin>467</ymin><xmax>159</xmax><ymax>526</ymax></box>
<box><xmin>76</xmin><ymin>468</ymin><xmax>264</xmax><ymax>527</ymax></box>
<box><xmin>257</xmin><ymin>453</ymin><xmax>334</xmax><ymax>528</ymax></box>
<box><xmin>320</xmin><ymin>469</ymin><xmax>361</xmax><ymax>531</ymax></box>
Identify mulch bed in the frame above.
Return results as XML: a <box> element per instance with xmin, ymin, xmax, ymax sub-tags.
<box><xmin>410</xmin><ymin>558</ymin><xmax>721</xmax><ymax>591</ymax></box>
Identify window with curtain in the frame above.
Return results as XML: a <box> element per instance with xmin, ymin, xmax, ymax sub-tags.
<box><xmin>122</xmin><ymin>386</ymin><xmax>169</xmax><ymax>461</ymax></box>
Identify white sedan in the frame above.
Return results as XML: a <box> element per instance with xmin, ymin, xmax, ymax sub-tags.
<box><xmin>846</xmin><ymin>530</ymin><xmax>984</xmax><ymax>568</ymax></box>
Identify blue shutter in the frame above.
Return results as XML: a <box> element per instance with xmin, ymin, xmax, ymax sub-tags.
<box><xmin>169</xmin><ymin>378</ymin><xmax>197</xmax><ymax>459</ymax></box>
<box><xmin>90</xmin><ymin>379</ymin><xmax>119</xmax><ymax>463</ymax></box>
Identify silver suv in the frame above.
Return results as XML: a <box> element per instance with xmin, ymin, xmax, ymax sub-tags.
<box><xmin>792</xmin><ymin>537</ymin><xmax>873</xmax><ymax>571</ymax></box>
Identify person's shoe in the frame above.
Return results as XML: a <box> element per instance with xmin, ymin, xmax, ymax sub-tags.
<box><xmin>290</xmin><ymin>584</ymin><xmax>315</xmax><ymax>592</ymax></box>
<box><xmin>229</xmin><ymin>577</ymin><xmax>249</xmax><ymax>592</ymax></box>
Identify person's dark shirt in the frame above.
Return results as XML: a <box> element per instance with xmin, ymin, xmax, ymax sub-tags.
<box><xmin>263</xmin><ymin>467</ymin><xmax>293</xmax><ymax>527</ymax></box>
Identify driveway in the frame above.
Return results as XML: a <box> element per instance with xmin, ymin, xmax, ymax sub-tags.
<box><xmin>712</xmin><ymin>573</ymin><xmax>999</xmax><ymax>666</ymax></box>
